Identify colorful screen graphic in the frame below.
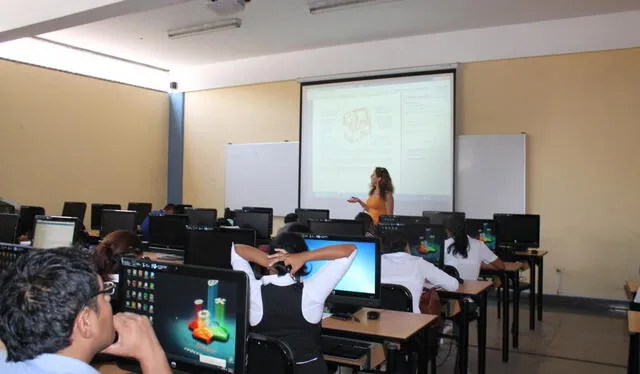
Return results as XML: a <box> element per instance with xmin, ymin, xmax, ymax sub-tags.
<box><xmin>465</xmin><ymin>219</ymin><xmax>496</xmax><ymax>250</ymax></box>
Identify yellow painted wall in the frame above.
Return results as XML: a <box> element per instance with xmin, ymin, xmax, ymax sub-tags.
<box><xmin>0</xmin><ymin>60</ymin><xmax>169</xmax><ymax>229</ymax></box>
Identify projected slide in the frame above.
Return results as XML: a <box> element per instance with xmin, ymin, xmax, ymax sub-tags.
<box><xmin>300</xmin><ymin>72</ymin><xmax>455</xmax><ymax>218</ymax></box>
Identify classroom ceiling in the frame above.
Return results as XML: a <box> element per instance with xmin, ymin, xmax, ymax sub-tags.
<box><xmin>32</xmin><ymin>0</ymin><xmax>640</xmax><ymax>69</ymax></box>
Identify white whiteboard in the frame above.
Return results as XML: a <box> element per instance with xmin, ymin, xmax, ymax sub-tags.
<box><xmin>224</xmin><ymin>142</ymin><xmax>299</xmax><ymax>216</ymax></box>
<box><xmin>455</xmin><ymin>134</ymin><xmax>526</xmax><ymax>219</ymax></box>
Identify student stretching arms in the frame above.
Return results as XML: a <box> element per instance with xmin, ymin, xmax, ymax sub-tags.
<box><xmin>231</xmin><ymin>233</ymin><xmax>356</xmax><ymax>374</ymax></box>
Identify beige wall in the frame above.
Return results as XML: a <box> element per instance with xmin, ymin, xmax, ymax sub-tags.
<box><xmin>0</xmin><ymin>60</ymin><xmax>169</xmax><ymax>228</ymax></box>
<box><xmin>183</xmin><ymin>48</ymin><xmax>640</xmax><ymax>299</ymax></box>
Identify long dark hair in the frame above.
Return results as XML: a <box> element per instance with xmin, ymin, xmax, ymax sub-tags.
<box><xmin>444</xmin><ymin>216</ymin><xmax>469</xmax><ymax>258</ymax></box>
<box><xmin>354</xmin><ymin>212</ymin><xmax>375</xmax><ymax>235</ymax></box>
<box><xmin>269</xmin><ymin>232</ymin><xmax>311</xmax><ymax>279</ymax></box>
<box><xmin>94</xmin><ymin>230</ymin><xmax>143</xmax><ymax>280</ymax></box>
<box><xmin>369</xmin><ymin>167</ymin><xmax>394</xmax><ymax>200</ymax></box>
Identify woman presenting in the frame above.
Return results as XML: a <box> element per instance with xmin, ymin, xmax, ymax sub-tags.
<box><xmin>347</xmin><ymin>167</ymin><xmax>394</xmax><ymax>224</ymax></box>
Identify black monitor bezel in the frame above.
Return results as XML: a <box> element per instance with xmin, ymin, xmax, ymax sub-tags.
<box><xmin>184</xmin><ymin>226</ymin><xmax>256</xmax><ymax>268</ymax></box>
<box><xmin>127</xmin><ymin>202</ymin><xmax>153</xmax><ymax>226</ymax></box>
<box><xmin>464</xmin><ymin>218</ymin><xmax>496</xmax><ymax>249</ymax></box>
<box><xmin>493</xmin><ymin>213</ymin><xmax>540</xmax><ymax>249</ymax></box>
<box><xmin>308</xmin><ymin>219</ymin><xmax>365</xmax><ymax>237</ymax></box>
<box><xmin>91</xmin><ymin>203</ymin><xmax>122</xmax><ymax>230</ymax></box>
<box><xmin>234</xmin><ymin>210</ymin><xmax>271</xmax><ymax>240</ymax></box>
<box><xmin>294</xmin><ymin>208</ymin><xmax>330</xmax><ymax>226</ymax></box>
<box><xmin>118</xmin><ymin>259</ymin><xmax>249</xmax><ymax>374</ymax></box>
<box><xmin>0</xmin><ymin>213</ymin><xmax>19</xmax><ymax>244</ymax></box>
<box><xmin>31</xmin><ymin>215</ymin><xmax>79</xmax><ymax>249</ymax></box>
<box><xmin>100</xmin><ymin>209</ymin><xmax>137</xmax><ymax>238</ymax></box>
<box><xmin>17</xmin><ymin>206</ymin><xmax>45</xmax><ymax>237</ymax></box>
<box><xmin>377</xmin><ymin>222</ymin><xmax>446</xmax><ymax>268</ymax></box>
<box><xmin>62</xmin><ymin>202</ymin><xmax>87</xmax><ymax>222</ymax></box>
<box><xmin>148</xmin><ymin>214</ymin><xmax>190</xmax><ymax>249</ymax></box>
<box><xmin>378</xmin><ymin>215</ymin><xmax>430</xmax><ymax>225</ymax></box>
<box><xmin>421</xmin><ymin>211</ymin><xmax>466</xmax><ymax>225</ymax></box>
<box><xmin>185</xmin><ymin>208</ymin><xmax>218</xmax><ymax>227</ymax></box>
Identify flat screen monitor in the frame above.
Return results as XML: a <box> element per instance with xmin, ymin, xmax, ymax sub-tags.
<box><xmin>421</xmin><ymin>211</ymin><xmax>466</xmax><ymax>225</ymax></box>
<box><xmin>118</xmin><ymin>258</ymin><xmax>248</xmax><ymax>374</ymax></box>
<box><xmin>241</xmin><ymin>207</ymin><xmax>273</xmax><ymax>237</ymax></box>
<box><xmin>32</xmin><ymin>216</ymin><xmax>78</xmax><ymax>249</ymax></box>
<box><xmin>185</xmin><ymin>227</ymin><xmax>255</xmax><ymax>269</ymax></box>
<box><xmin>494</xmin><ymin>214</ymin><xmax>540</xmax><ymax>249</ymax></box>
<box><xmin>91</xmin><ymin>203</ymin><xmax>122</xmax><ymax>230</ymax></box>
<box><xmin>186</xmin><ymin>208</ymin><xmax>218</xmax><ymax>227</ymax></box>
<box><xmin>379</xmin><ymin>215</ymin><xmax>430</xmax><ymax>225</ymax></box>
<box><xmin>149</xmin><ymin>215</ymin><xmax>189</xmax><ymax>249</ymax></box>
<box><xmin>301</xmin><ymin>234</ymin><xmax>380</xmax><ymax>309</ymax></box>
<box><xmin>101</xmin><ymin>209</ymin><xmax>137</xmax><ymax>238</ymax></box>
<box><xmin>62</xmin><ymin>202</ymin><xmax>87</xmax><ymax>222</ymax></box>
<box><xmin>377</xmin><ymin>223</ymin><xmax>445</xmax><ymax>268</ymax></box>
<box><xmin>127</xmin><ymin>202</ymin><xmax>152</xmax><ymax>226</ymax></box>
<box><xmin>234</xmin><ymin>211</ymin><xmax>271</xmax><ymax>240</ymax></box>
<box><xmin>295</xmin><ymin>208</ymin><xmax>329</xmax><ymax>226</ymax></box>
<box><xmin>0</xmin><ymin>243</ymin><xmax>29</xmax><ymax>273</ymax></box>
<box><xmin>17</xmin><ymin>206</ymin><xmax>45</xmax><ymax>237</ymax></box>
<box><xmin>174</xmin><ymin>204</ymin><xmax>193</xmax><ymax>215</ymax></box>
<box><xmin>0</xmin><ymin>213</ymin><xmax>19</xmax><ymax>244</ymax></box>
<box><xmin>465</xmin><ymin>219</ymin><xmax>496</xmax><ymax>250</ymax></box>
<box><xmin>308</xmin><ymin>219</ymin><xmax>364</xmax><ymax>237</ymax></box>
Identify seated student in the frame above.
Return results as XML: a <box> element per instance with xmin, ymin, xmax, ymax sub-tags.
<box><xmin>0</xmin><ymin>247</ymin><xmax>170</xmax><ymax>374</ymax></box>
<box><xmin>277</xmin><ymin>213</ymin><xmax>299</xmax><ymax>235</ymax></box>
<box><xmin>231</xmin><ymin>232</ymin><xmax>356</xmax><ymax>374</ymax></box>
<box><xmin>380</xmin><ymin>231</ymin><xmax>459</xmax><ymax>313</ymax></box>
<box><xmin>140</xmin><ymin>203</ymin><xmax>176</xmax><ymax>241</ymax></box>
<box><xmin>443</xmin><ymin>216</ymin><xmax>505</xmax><ymax>280</ymax></box>
<box><xmin>354</xmin><ymin>212</ymin><xmax>376</xmax><ymax>237</ymax></box>
<box><xmin>94</xmin><ymin>230</ymin><xmax>144</xmax><ymax>283</ymax></box>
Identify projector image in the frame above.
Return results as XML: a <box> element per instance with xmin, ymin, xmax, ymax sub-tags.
<box><xmin>204</xmin><ymin>0</ymin><xmax>248</xmax><ymax>16</ymax></box>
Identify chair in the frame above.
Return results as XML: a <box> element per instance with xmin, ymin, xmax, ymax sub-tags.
<box><xmin>381</xmin><ymin>283</ymin><xmax>413</xmax><ymax>312</ymax></box>
<box><xmin>247</xmin><ymin>333</ymin><xmax>296</xmax><ymax>374</ymax></box>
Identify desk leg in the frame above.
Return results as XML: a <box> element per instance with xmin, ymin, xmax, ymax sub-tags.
<box><xmin>628</xmin><ymin>332</ymin><xmax>639</xmax><ymax>374</ymax></box>
<box><xmin>537</xmin><ymin>256</ymin><xmax>544</xmax><ymax>322</ymax></box>
<box><xmin>501</xmin><ymin>273</ymin><xmax>509</xmax><ymax>362</ymax></box>
<box><xmin>513</xmin><ymin>272</ymin><xmax>520</xmax><ymax>349</ymax></box>
<box><xmin>529</xmin><ymin>258</ymin><xmax>536</xmax><ymax>330</ymax></box>
<box><xmin>459</xmin><ymin>298</ymin><xmax>470</xmax><ymax>374</ymax></box>
<box><xmin>477</xmin><ymin>291</ymin><xmax>487</xmax><ymax>374</ymax></box>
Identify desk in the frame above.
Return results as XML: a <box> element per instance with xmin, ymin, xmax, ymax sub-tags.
<box><xmin>628</xmin><ymin>311</ymin><xmax>640</xmax><ymax>374</ymax></box>
<box><xmin>323</xmin><ymin>308</ymin><xmax>438</xmax><ymax>374</ymax></box>
<box><xmin>507</xmin><ymin>250</ymin><xmax>549</xmax><ymax>330</ymax></box>
<box><xmin>626</xmin><ymin>280</ymin><xmax>639</xmax><ymax>301</ymax></box>
<box><xmin>480</xmin><ymin>261</ymin><xmax>523</xmax><ymax>362</ymax></box>
<box><xmin>438</xmin><ymin>280</ymin><xmax>493</xmax><ymax>374</ymax></box>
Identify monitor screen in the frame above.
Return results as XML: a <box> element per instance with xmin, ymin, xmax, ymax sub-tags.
<box><xmin>308</xmin><ymin>219</ymin><xmax>365</xmax><ymax>237</ymax></box>
<box><xmin>149</xmin><ymin>215</ymin><xmax>189</xmax><ymax>249</ymax></box>
<box><xmin>379</xmin><ymin>215</ymin><xmax>430</xmax><ymax>225</ymax></box>
<box><xmin>186</xmin><ymin>208</ymin><xmax>218</xmax><ymax>227</ymax></box>
<box><xmin>127</xmin><ymin>202</ymin><xmax>152</xmax><ymax>226</ymax></box>
<box><xmin>62</xmin><ymin>202</ymin><xmax>87</xmax><ymax>222</ymax></box>
<box><xmin>377</xmin><ymin>223</ymin><xmax>445</xmax><ymax>267</ymax></box>
<box><xmin>301</xmin><ymin>234</ymin><xmax>380</xmax><ymax>307</ymax></box>
<box><xmin>234</xmin><ymin>211</ymin><xmax>271</xmax><ymax>240</ymax></box>
<box><xmin>421</xmin><ymin>211</ymin><xmax>465</xmax><ymax>225</ymax></box>
<box><xmin>91</xmin><ymin>204</ymin><xmax>122</xmax><ymax>230</ymax></box>
<box><xmin>494</xmin><ymin>214</ymin><xmax>540</xmax><ymax>249</ymax></box>
<box><xmin>17</xmin><ymin>206</ymin><xmax>45</xmax><ymax>237</ymax></box>
<box><xmin>119</xmin><ymin>259</ymin><xmax>248</xmax><ymax>374</ymax></box>
<box><xmin>0</xmin><ymin>213</ymin><xmax>19</xmax><ymax>244</ymax></box>
<box><xmin>295</xmin><ymin>208</ymin><xmax>329</xmax><ymax>226</ymax></box>
<box><xmin>185</xmin><ymin>227</ymin><xmax>255</xmax><ymax>269</ymax></box>
<box><xmin>465</xmin><ymin>219</ymin><xmax>496</xmax><ymax>250</ymax></box>
<box><xmin>32</xmin><ymin>216</ymin><xmax>78</xmax><ymax>249</ymax></box>
<box><xmin>0</xmin><ymin>243</ymin><xmax>29</xmax><ymax>273</ymax></box>
<box><xmin>101</xmin><ymin>210</ymin><xmax>137</xmax><ymax>238</ymax></box>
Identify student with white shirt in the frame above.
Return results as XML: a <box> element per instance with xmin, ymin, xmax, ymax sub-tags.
<box><xmin>444</xmin><ymin>217</ymin><xmax>505</xmax><ymax>280</ymax></box>
<box><xmin>380</xmin><ymin>232</ymin><xmax>460</xmax><ymax>313</ymax></box>
<box><xmin>231</xmin><ymin>232</ymin><xmax>356</xmax><ymax>374</ymax></box>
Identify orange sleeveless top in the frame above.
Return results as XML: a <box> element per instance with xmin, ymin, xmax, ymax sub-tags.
<box><xmin>366</xmin><ymin>194</ymin><xmax>387</xmax><ymax>224</ymax></box>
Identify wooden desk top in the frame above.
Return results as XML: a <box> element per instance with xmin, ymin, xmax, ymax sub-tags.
<box><xmin>95</xmin><ymin>363</ymin><xmax>128</xmax><ymax>374</ymax></box>
<box><xmin>452</xmin><ymin>280</ymin><xmax>493</xmax><ymax>295</ymax></box>
<box><xmin>143</xmin><ymin>251</ymin><xmax>183</xmax><ymax>264</ymax></box>
<box><xmin>322</xmin><ymin>307</ymin><xmax>437</xmax><ymax>341</ymax></box>
<box><xmin>509</xmin><ymin>249</ymin><xmax>548</xmax><ymax>257</ymax></box>
<box><xmin>626</xmin><ymin>280</ymin><xmax>639</xmax><ymax>300</ymax></box>
<box><xmin>480</xmin><ymin>261</ymin><xmax>523</xmax><ymax>274</ymax></box>
<box><xmin>629</xmin><ymin>311</ymin><xmax>640</xmax><ymax>333</ymax></box>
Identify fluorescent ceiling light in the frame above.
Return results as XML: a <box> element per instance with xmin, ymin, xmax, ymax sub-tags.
<box><xmin>308</xmin><ymin>0</ymin><xmax>401</xmax><ymax>14</ymax></box>
<box><xmin>167</xmin><ymin>18</ymin><xmax>241</xmax><ymax>40</ymax></box>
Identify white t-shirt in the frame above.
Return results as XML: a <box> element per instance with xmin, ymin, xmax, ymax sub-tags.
<box><xmin>381</xmin><ymin>252</ymin><xmax>459</xmax><ymax>313</ymax></box>
<box><xmin>444</xmin><ymin>236</ymin><xmax>498</xmax><ymax>280</ymax></box>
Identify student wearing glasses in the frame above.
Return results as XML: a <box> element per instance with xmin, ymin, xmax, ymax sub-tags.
<box><xmin>0</xmin><ymin>247</ymin><xmax>170</xmax><ymax>374</ymax></box>
<box><xmin>347</xmin><ymin>167</ymin><xmax>394</xmax><ymax>224</ymax></box>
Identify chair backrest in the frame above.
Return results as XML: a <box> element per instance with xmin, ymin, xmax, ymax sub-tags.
<box><xmin>443</xmin><ymin>265</ymin><xmax>462</xmax><ymax>282</ymax></box>
<box><xmin>381</xmin><ymin>283</ymin><xmax>413</xmax><ymax>312</ymax></box>
<box><xmin>247</xmin><ymin>333</ymin><xmax>296</xmax><ymax>374</ymax></box>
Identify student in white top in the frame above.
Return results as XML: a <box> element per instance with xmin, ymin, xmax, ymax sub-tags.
<box><xmin>380</xmin><ymin>231</ymin><xmax>460</xmax><ymax>313</ymax></box>
<box><xmin>443</xmin><ymin>216</ymin><xmax>505</xmax><ymax>280</ymax></box>
<box><xmin>231</xmin><ymin>232</ymin><xmax>356</xmax><ymax>374</ymax></box>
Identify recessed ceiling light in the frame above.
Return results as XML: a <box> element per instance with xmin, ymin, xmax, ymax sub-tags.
<box><xmin>308</xmin><ymin>0</ymin><xmax>402</xmax><ymax>14</ymax></box>
<box><xmin>167</xmin><ymin>18</ymin><xmax>241</xmax><ymax>40</ymax></box>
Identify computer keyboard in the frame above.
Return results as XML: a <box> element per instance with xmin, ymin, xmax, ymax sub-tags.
<box><xmin>320</xmin><ymin>336</ymin><xmax>368</xmax><ymax>359</ymax></box>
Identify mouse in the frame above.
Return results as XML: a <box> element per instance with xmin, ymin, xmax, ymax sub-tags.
<box><xmin>366</xmin><ymin>311</ymin><xmax>380</xmax><ymax>320</ymax></box>
<box><xmin>530</xmin><ymin>249</ymin><xmax>539</xmax><ymax>255</ymax></box>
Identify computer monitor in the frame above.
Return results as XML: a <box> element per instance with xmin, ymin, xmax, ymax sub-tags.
<box><xmin>186</xmin><ymin>208</ymin><xmax>218</xmax><ymax>227</ymax></box>
<box><xmin>32</xmin><ymin>216</ymin><xmax>78</xmax><ymax>249</ymax></box>
<box><xmin>0</xmin><ymin>213</ymin><xmax>19</xmax><ymax>244</ymax></box>
<box><xmin>185</xmin><ymin>227</ymin><xmax>256</xmax><ymax>269</ymax></box>
<box><xmin>0</xmin><ymin>243</ymin><xmax>29</xmax><ymax>273</ymax></box>
<box><xmin>62</xmin><ymin>202</ymin><xmax>87</xmax><ymax>222</ymax></box>
<box><xmin>465</xmin><ymin>219</ymin><xmax>496</xmax><ymax>250</ymax></box>
<box><xmin>295</xmin><ymin>208</ymin><xmax>329</xmax><ymax>226</ymax></box>
<box><xmin>301</xmin><ymin>234</ymin><xmax>380</xmax><ymax>313</ymax></box>
<box><xmin>175</xmin><ymin>204</ymin><xmax>193</xmax><ymax>215</ymax></box>
<box><xmin>234</xmin><ymin>210</ymin><xmax>271</xmax><ymax>240</ymax></box>
<box><xmin>308</xmin><ymin>219</ymin><xmax>365</xmax><ymax>237</ymax></box>
<box><xmin>421</xmin><ymin>211</ymin><xmax>466</xmax><ymax>225</ymax></box>
<box><xmin>91</xmin><ymin>203</ymin><xmax>122</xmax><ymax>230</ymax></box>
<box><xmin>494</xmin><ymin>214</ymin><xmax>540</xmax><ymax>249</ymax></box>
<box><xmin>379</xmin><ymin>215</ymin><xmax>430</xmax><ymax>225</ymax></box>
<box><xmin>127</xmin><ymin>202</ymin><xmax>152</xmax><ymax>226</ymax></box>
<box><xmin>101</xmin><ymin>209</ymin><xmax>137</xmax><ymax>238</ymax></box>
<box><xmin>17</xmin><ymin>206</ymin><xmax>45</xmax><ymax>237</ymax></box>
<box><xmin>149</xmin><ymin>215</ymin><xmax>189</xmax><ymax>250</ymax></box>
<box><xmin>377</xmin><ymin>223</ymin><xmax>445</xmax><ymax>268</ymax></box>
<box><xmin>118</xmin><ymin>258</ymin><xmax>248</xmax><ymax>374</ymax></box>
<box><xmin>241</xmin><ymin>207</ymin><xmax>273</xmax><ymax>237</ymax></box>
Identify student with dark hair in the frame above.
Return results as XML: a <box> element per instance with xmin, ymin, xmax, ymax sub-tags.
<box><xmin>140</xmin><ymin>204</ymin><xmax>176</xmax><ymax>241</ymax></box>
<box><xmin>354</xmin><ymin>212</ymin><xmax>376</xmax><ymax>237</ymax></box>
<box><xmin>380</xmin><ymin>231</ymin><xmax>459</xmax><ymax>313</ymax></box>
<box><xmin>444</xmin><ymin>216</ymin><xmax>505</xmax><ymax>280</ymax></box>
<box><xmin>94</xmin><ymin>230</ymin><xmax>144</xmax><ymax>282</ymax></box>
<box><xmin>231</xmin><ymin>232</ymin><xmax>356</xmax><ymax>374</ymax></box>
<box><xmin>277</xmin><ymin>213</ymin><xmax>300</xmax><ymax>235</ymax></box>
<box><xmin>347</xmin><ymin>167</ymin><xmax>394</xmax><ymax>224</ymax></box>
<box><xmin>0</xmin><ymin>247</ymin><xmax>170</xmax><ymax>373</ymax></box>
